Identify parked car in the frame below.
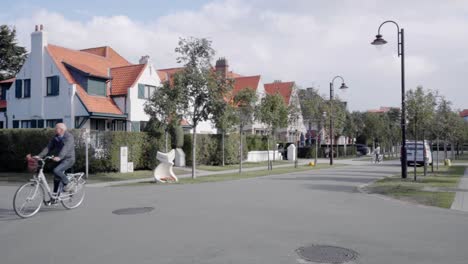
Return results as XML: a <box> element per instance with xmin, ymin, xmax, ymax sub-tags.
<box><xmin>406</xmin><ymin>140</ymin><xmax>432</xmax><ymax>166</ymax></box>
<box><xmin>355</xmin><ymin>144</ymin><xmax>369</xmax><ymax>156</ymax></box>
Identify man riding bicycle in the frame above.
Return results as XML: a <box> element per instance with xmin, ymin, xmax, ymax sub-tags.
<box><xmin>28</xmin><ymin>123</ymin><xmax>75</xmax><ymax>193</ymax></box>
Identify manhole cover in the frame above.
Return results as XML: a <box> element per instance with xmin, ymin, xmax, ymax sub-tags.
<box><xmin>112</xmin><ymin>207</ymin><xmax>154</xmax><ymax>215</ymax></box>
<box><xmin>296</xmin><ymin>245</ymin><xmax>358</xmax><ymax>264</ymax></box>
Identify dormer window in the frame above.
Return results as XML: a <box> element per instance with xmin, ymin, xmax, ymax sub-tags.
<box><xmin>87</xmin><ymin>77</ymin><xmax>106</xmax><ymax>96</ymax></box>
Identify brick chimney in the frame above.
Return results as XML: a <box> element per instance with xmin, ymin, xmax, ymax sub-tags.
<box><xmin>30</xmin><ymin>24</ymin><xmax>47</xmax><ymax>117</ymax></box>
<box><xmin>139</xmin><ymin>55</ymin><xmax>150</xmax><ymax>64</ymax></box>
<box><xmin>215</xmin><ymin>57</ymin><xmax>229</xmax><ymax>78</ymax></box>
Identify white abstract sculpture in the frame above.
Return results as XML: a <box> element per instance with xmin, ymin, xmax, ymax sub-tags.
<box><xmin>153</xmin><ymin>149</ymin><xmax>178</xmax><ymax>183</ymax></box>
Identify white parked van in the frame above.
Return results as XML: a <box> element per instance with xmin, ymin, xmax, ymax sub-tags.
<box><xmin>406</xmin><ymin>140</ymin><xmax>432</xmax><ymax>166</ymax></box>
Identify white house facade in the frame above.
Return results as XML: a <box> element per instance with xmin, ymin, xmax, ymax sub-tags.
<box><xmin>6</xmin><ymin>25</ymin><xmax>160</xmax><ymax>131</ymax></box>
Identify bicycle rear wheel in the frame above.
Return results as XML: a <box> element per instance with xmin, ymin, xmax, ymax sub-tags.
<box><xmin>61</xmin><ymin>177</ymin><xmax>85</xmax><ymax>209</ymax></box>
<box><xmin>13</xmin><ymin>182</ymin><xmax>44</xmax><ymax>218</ymax></box>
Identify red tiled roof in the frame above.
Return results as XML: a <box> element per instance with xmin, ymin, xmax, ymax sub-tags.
<box><xmin>232</xmin><ymin>75</ymin><xmax>261</xmax><ymax>95</ymax></box>
<box><xmin>157</xmin><ymin>67</ymin><xmax>184</xmax><ymax>83</ymax></box>
<box><xmin>0</xmin><ymin>100</ymin><xmax>6</xmax><ymax>109</ymax></box>
<box><xmin>0</xmin><ymin>77</ymin><xmax>15</xmax><ymax>84</ymax></box>
<box><xmin>264</xmin><ymin>81</ymin><xmax>294</xmax><ymax>104</ymax></box>
<box><xmin>47</xmin><ymin>44</ymin><xmax>131</xmax><ymax>115</ymax></box>
<box><xmin>110</xmin><ymin>64</ymin><xmax>147</xmax><ymax>96</ymax></box>
<box><xmin>460</xmin><ymin>109</ymin><xmax>468</xmax><ymax>117</ymax></box>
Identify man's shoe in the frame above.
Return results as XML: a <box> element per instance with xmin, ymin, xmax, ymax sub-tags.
<box><xmin>63</xmin><ymin>182</ymin><xmax>76</xmax><ymax>192</ymax></box>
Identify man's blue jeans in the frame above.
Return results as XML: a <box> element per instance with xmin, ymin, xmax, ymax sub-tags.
<box><xmin>52</xmin><ymin>159</ymin><xmax>75</xmax><ymax>192</ymax></box>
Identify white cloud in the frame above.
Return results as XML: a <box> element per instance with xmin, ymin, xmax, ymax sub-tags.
<box><xmin>4</xmin><ymin>0</ymin><xmax>468</xmax><ymax>111</ymax></box>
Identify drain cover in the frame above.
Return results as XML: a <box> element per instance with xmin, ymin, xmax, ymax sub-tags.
<box><xmin>112</xmin><ymin>207</ymin><xmax>154</xmax><ymax>215</ymax></box>
<box><xmin>296</xmin><ymin>245</ymin><xmax>358</xmax><ymax>264</ymax></box>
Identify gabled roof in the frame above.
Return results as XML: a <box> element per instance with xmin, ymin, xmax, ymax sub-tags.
<box><xmin>47</xmin><ymin>44</ymin><xmax>132</xmax><ymax>115</ymax></box>
<box><xmin>264</xmin><ymin>81</ymin><xmax>294</xmax><ymax>104</ymax></box>
<box><xmin>232</xmin><ymin>75</ymin><xmax>261</xmax><ymax>94</ymax></box>
<box><xmin>157</xmin><ymin>67</ymin><xmax>184</xmax><ymax>83</ymax></box>
<box><xmin>110</xmin><ymin>64</ymin><xmax>147</xmax><ymax>96</ymax></box>
<box><xmin>460</xmin><ymin>109</ymin><xmax>468</xmax><ymax>117</ymax></box>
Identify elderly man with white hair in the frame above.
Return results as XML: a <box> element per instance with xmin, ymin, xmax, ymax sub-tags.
<box><xmin>30</xmin><ymin>123</ymin><xmax>76</xmax><ymax>194</ymax></box>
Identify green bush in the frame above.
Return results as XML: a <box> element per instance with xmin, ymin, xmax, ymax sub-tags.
<box><xmin>0</xmin><ymin>129</ymin><xmax>166</xmax><ymax>173</ymax></box>
<box><xmin>183</xmin><ymin>133</ymin><xmax>248</xmax><ymax>166</ymax></box>
<box><xmin>245</xmin><ymin>135</ymin><xmax>277</xmax><ymax>151</ymax></box>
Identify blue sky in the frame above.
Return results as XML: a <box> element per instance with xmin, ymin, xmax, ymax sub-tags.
<box><xmin>2</xmin><ymin>0</ymin><xmax>468</xmax><ymax>111</ymax></box>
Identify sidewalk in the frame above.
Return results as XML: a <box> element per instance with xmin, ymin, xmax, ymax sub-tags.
<box><xmin>87</xmin><ymin>158</ymin><xmax>346</xmax><ymax>187</ymax></box>
<box><xmin>451</xmin><ymin>167</ymin><xmax>468</xmax><ymax>212</ymax></box>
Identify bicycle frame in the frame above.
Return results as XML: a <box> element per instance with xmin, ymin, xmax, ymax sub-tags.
<box><xmin>31</xmin><ymin>157</ymin><xmax>81</xmax><ymax>201</ymax></box>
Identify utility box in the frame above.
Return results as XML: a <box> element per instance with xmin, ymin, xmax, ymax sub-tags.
<box><xmin>175</xmin><ymin>148</ymin><xmax>186</xmax><ymax>167</ymax></box>
<box><xmin>287</xmin><ymin>144</ymin><xmax>297</xmax><ymax>161</ymax></box>
<box><xmin>120</xmin><ymin>146</ymin><xmax>128</xmax><ymax>173</ymax></box>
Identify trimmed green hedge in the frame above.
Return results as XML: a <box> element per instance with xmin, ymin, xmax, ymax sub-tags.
<box><xmin>245</xmin><ymin>135</ymin><xmax>277</xmax><ymax>151</ymax></box>
<box><xmin>183</xmin><ymin>133</ymin><xmax>248</xmax><ymax>166</ymax></box>
<box><xmin>0</xmin><ymin>129</ymin><xmax>166</xmax><ymax>173</ymax></box>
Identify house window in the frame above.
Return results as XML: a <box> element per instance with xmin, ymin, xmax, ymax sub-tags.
<box><xmin>21</xmin><ymin>120</ymin><xmax>31</xmax><ymax>128</ymax></box>
<box><xmin>87</xmin><ymin>77</ymin><xmax>106</xmax><ymax>96</ymax></box>
<box><xmin>90</xmin><ymin>119</ymin><xmax>106</xmax><ymax>131</ymax></box>
<box><xmin>0</xmin><ymin>121</ymin><xmax>3</xmax><ymax>128</ymax></box>
<box><xmin>38</xmin><ymin>120</ymin><xmax>44</xmax><ymax>128</ymax></box>
<box><xmin>15</xmin><ymin>79</ymin><xmax>22</xmax><ymax>98</ymax></box>
<box><xmin>46</xmin><ymin>76</ymin><xmax>60</xmax><ymax>96</ymax></box>
<box><xmin>23</xmin><ymin>79</ymin><xmax>31</xmax><ymax>98</ymax></box>
<box><xmin>131</xmin><ymin>121</ymin><xmax>140</xmax><ymax>132</ymax></box>
<box><xmin>46</xmin><ymin>119</ymin><xmax>62</xmax><ymax>128</ymax></box>
<box><xmin>12</xmin><ymin>120</ymin><xmax>19</xmax><ymax>128</ymax></box>
<box><xmin>138</xmin><ymin>84</ymin><xmax>156</xmax><ymax>99</ymax></box>
<box><xmin>112</xmin><ymin>120</ymin><xmax>126</xmax><ymax>131</ymax></box>
<box><xmin>140</xmin><ymin>121</ymin><xmax>148</xmax><ymax>131</ymax></box>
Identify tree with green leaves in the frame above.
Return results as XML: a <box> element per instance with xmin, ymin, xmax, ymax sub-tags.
<box><xmin>144</xmin><ymin>78</ymin><xmax>184</xmax><ymax>152</ymax></box>
<box><xmin>233</xmin><ymin>88</ymin><xmax>257</xmax><ymax>173</ymax></box>
<box><xmin>210</xmin><ymin>73</ymin><xmax>236</xmax><ymax>166</ymax></box>
<box><xmin>173</xmin><ymin>37</ymin><xmax>228</xmax><ymax>179</ymax></box>
<box><xmin>0</xmin><ymin>25</ymin><xmax>27</xmax><ymax>80</ymax></box>
<box><xmin>255</xmin><ymin>93</ymin><xmax>289</xmax><ymax>169</ymax></box>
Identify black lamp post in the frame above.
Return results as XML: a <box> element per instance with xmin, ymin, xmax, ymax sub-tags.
<box><xmin>371</xmin><ymin>20</ymin><xmax>407</xmax><ymax>179</ymax></box>
<box><xmin>329</xmin><ymin>76</ymin><xmax>348</xmax><ymax>165</ymax></box>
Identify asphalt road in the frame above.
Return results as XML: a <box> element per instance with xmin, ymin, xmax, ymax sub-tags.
<box><xmin>1</xmin><ymin>161</ymin><xmax>468</xmax><ymax>264</ymax></box>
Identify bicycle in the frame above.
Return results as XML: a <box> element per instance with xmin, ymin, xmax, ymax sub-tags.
<box><xmin>13</xmin><ymin>156</ymin><xmax>86</xmax><ymax>218</ymax></box>
<box><xmin>372</xmin><ymin>154</ymin><xmax>383</xmax><ymax>164</ymax></box>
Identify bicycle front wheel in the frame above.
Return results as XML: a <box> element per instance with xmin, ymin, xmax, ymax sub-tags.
<box><xmin>13</xmin><ymin>182</ymin><xmax>44</xmax><ymax>218</ymax></box>
<box><xmin>61</xmin><ymin>178</ymin><xmax>85</xmax><ymax>209</ymax></box>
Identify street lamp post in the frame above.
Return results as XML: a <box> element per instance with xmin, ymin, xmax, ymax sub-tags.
<box><xmin>371</xmin><ymin>20</ymin><xmax>407</xmax><ymax>179</ymax></box>
<box><xmin>329</xmin><ymin>76</ymin><xmax>348</xmax><ymax>165</ymax></box>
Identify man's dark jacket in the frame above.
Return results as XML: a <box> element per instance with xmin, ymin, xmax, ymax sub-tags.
<box><xmin>38</xmin><ymin>131</ymin><xmax>75</xmax><ymax>161</ymax></box>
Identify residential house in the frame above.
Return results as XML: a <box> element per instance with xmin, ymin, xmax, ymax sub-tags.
<box><xmin>460</xmin><ymin>109</ymin><xmax>468</xmax><ymax>122</ymax></box>
<box><xmin>6</xmin><ymin>25</ymin><xmax>160</xmax><ymax>131</ymax></box>
<box><xmin>263</xmin><ymin>81</ymin><xmax>306</xmax><ymax>142</ymax></box>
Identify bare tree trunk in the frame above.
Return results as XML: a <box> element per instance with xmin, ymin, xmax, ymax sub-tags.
<box><xmin>444</xmin><ymin>141</ymin><xmax>447</xmax><ymax>159</ymax></box>
<box><xmin>239</xmin><ymin>125</ymin><xmax>243</xmax><ymax>174</ymax></box>
<box><xmin>165</xmin><ymin>129</ymin><xmax>168</xmax><ymax>152</ymax></box>
<box><xmin>222</xmin><ymin>130</ymin><xmax>225</xmax><ymax>166</ymax></box>
<box><xmin>192</xmin><ymin>125</ymin><xmax>197</xmax><ymax>179</ymax></box>
<box><xmin>267</xmin><ymin>135</ymin><xmax>271</xmax><ymax>170</ymax></box>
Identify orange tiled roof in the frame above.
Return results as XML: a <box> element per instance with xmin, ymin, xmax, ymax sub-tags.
<box><xmin>47</xmin><ymin>44</ymin><xmax>132</xmax><ymax>115</ymax></box>
<box><xmin>0</xmin><ymin>100</ymin><xmax>6</xmax><ymax>109</ymax></box>
<box><xmin>232</xmin><ymin>75</ymin><xmax>261</xmax><ymax>95</ymax></box>
<box><xmin>110</xmin><ymin>64</ymin><xmax>147</xmax><ymax>96</ymax></box>
<box><xmin>157</xmin><ymin>67</ymin><xmax>184</xmax><ymax>83</ymax></box>
<box><xmin>264</xmin><ymin>81</ymin><xmax>294</xmax><ymax>105</ymax></box>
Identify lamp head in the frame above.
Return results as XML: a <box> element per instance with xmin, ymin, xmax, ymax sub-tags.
<box><xmin>339</xmin><ymin>82</ymin><xmax>348</xmax><ymax>90</ymax></box>
<box><xmin>371</xmin><ymin>34</ymin><xmax>387</xmax><ymax>45</ymax></box>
